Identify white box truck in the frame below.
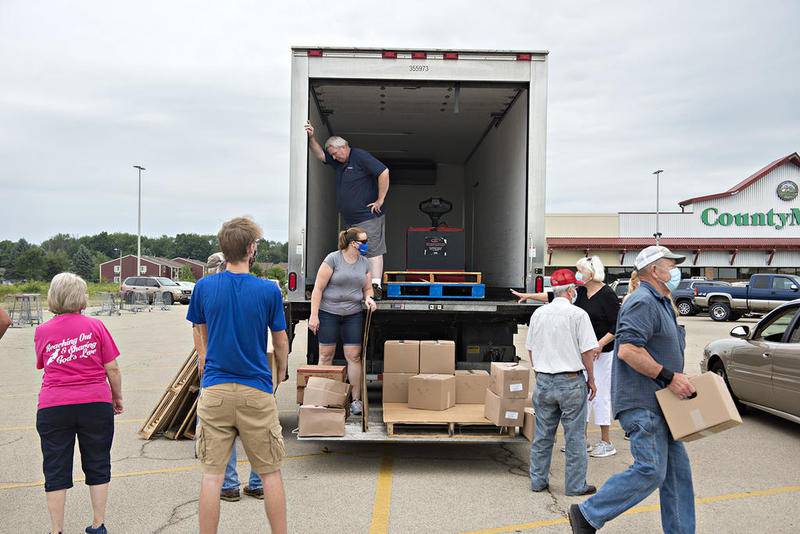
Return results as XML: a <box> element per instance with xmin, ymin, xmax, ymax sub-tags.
<box><xmin>284</xmin><ymin>47</ymin><xmax>548</xmax><ymax>441</ymax></box>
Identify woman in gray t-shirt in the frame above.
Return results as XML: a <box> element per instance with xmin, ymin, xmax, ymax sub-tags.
<box><xmin>309</xmin><ymin>227</ymin><xmax>377</xmax><ymax>415</ymax></box>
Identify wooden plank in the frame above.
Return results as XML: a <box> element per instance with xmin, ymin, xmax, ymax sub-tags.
<box><xmin>382</xmin><ymin>403</ymin><xmax>494</xmax><ymax>425</ymax></box>
<box><xmin>383</xmin><ymin>271</ymin><xmax>482</xmax><ymax>284</ymax></box>
<box><xmin>175</xmin><ymin>397</ymin><xmax>199</xmax><ymax>440</ymax></box>
<box><xmin>361</xmin><ymin>308</ymin><xmax>373</xmax><ymax>432</ymax></box>
<box><xmin>138</xmin><ymin>349</ymin><xmax>198</xmax><ymax>439</ymax></box>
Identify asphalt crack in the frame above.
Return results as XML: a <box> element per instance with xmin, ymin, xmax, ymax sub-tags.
<box><xmin>0</xmin><ymin>436</ymin><xmax>23</xmax><ymax>448</ymax></box>
<box><xmin>152</xmin><ymin>497</ymin><xmax>198</xmax><ymax>534</ymax></box>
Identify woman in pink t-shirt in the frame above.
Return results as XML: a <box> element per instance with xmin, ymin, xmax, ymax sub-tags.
<box><xmin>34</xmin><ymin>273</ymin><xmax>123</xmax><ymax>534</ymax></box>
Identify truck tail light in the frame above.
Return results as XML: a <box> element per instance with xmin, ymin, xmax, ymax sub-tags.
<box><xmin>411</xmin><ymin>51</ymin><xmax>427</xmax><ymax>59</ymax></box>
<box><xmin>307</xmin><ymin>49</ymin><xmax>323</xmax><ymax>57</ymax></box>
<box><xmin>535</xmin><ymin>275</ymin><xmax>544</xmax><ymax>293</ymax></box>
<box><xmin>382</xmin><ymin>51</ymin><xmax>398</xmax><ymax>59</ymax></box>
<box><xmin>288</xmin><ymin>272</ymin><xmax>297</xmax><ymax>292</ymax></box>
<box><xmin>443</xmin><ymin>52</ymin><xmax>458</xmax><ymax>60</ymax></box>
<box><xmin>516</xmin><ymin>53</ymin><xmax>532</xmax><ymax>61</ymax></box>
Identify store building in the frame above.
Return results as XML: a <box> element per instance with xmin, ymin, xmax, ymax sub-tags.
<box><xmin>546</xmin><ymin>152</ymin><xmax>800</xmax><ymax>281</ymax></box>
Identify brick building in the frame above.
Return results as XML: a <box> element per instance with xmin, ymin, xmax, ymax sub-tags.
<box><xmin>99</xmin><ymin>255</ymin><xmax>185</xmax><ymax>283</ymax></box>
<box><xmin>172</xmin><ymin>257</ymin><xmax>205</xmax><ymax>280</ymax></box>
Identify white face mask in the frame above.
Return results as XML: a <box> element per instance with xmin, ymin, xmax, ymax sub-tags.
<box><xmin>570</xmin><ymin>288</ymin><xmax>578</xmax><ymax>304</ymax></box>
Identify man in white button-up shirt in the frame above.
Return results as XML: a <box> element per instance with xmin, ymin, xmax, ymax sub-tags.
<box><xmin>526</xmin><ymin>269</ymin><xmax>599</xmax><ymax>496</ymax></box>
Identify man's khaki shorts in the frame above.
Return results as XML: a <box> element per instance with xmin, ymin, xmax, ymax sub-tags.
<box><xmin>351</xmin><ymin>214</ymin><xmax>387</xmax><ymax>258</ymax></box>
<box><xmin>196</xmin><ymin>383</ymin><xmax>285</xmax><ymax>475</ymax></box>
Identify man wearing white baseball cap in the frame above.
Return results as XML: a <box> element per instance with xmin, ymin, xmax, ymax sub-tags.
<box><xmin>569</xmin><ymin>245</ymin><xmax>697</xmax><ymax>534</ymax></box>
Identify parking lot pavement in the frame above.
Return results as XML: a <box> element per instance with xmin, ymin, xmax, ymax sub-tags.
<box><xmin>1</xmin><ymin>308</ymin><xmax>799</xmax><ymax>532</ymax></box>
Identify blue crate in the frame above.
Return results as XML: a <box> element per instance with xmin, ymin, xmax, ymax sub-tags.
<box><xmin>385</xmin><ymin>282</ymin><xmax>486</xmax><ymax>300</ymax></box>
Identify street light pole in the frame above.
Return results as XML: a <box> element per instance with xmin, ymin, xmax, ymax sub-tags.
<box><xmin>653</xmin><ymin>169</ymin><xmax>664</xmax><ymax>245</ymax></box>
<box><xmin>133</xmin><ymin>165</ymin><xmax>146</xmax><ymax>276</ymax></box>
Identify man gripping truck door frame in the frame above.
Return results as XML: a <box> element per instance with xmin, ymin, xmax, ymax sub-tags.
<box><xmin>306</xmin><ymin>120</ymin><xmax>390</xmax><ymax>297</ymax></box>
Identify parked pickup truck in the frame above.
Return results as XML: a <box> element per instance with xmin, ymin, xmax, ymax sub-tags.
<box><xmin>673</xmin><ymin>278</ymin><xmax>731</xmax><ymax>316</ymax></box>
<box><xmin>694</xmin><ymin>274</ymin><xmax>800</xmax><ymax>322</ymax></box>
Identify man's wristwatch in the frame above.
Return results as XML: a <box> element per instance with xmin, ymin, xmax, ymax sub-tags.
<box><xmin>658</xmin><ymin>367</ymin><xmax>675</xmax><ymax>384</ymax></box>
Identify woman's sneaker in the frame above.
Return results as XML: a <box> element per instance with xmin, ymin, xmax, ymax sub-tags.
<box><xmin>85</xmin><ymin>525</ymin><xmax>107</xmax><ymax>534</ymax></box>
<box><xmin>589</xmin><ymin>441</ymin><xmax>617</xmax><ymax>458</ymax></box>
<box><xmin>350</xmin><ymin>399</ymin><xmax>363</xmax><ymax>415</ymax></box>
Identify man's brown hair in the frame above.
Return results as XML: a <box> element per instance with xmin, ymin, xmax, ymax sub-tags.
<box><xmin>217</xmin><ymin>216</ymin><xmax>263</xmax><ymax>263</ymax></box>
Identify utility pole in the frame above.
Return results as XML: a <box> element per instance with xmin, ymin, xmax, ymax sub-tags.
<box><xmin>133</xmin><ymin>165</ymin><xmax>146</xmax><ymax>275</ymax></box>
<box><xmin>653</xmin><ymin>169</ymin><xmax>664</xmax><ymax>245</ymax></box>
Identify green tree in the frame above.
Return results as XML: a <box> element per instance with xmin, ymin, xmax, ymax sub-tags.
<box><xmin>44</xmin><ymin>251</ymin><xmax>73</xmax><ymax>280</ymax></box>
<box><xmin>15</xmin><ymin>246</ymin><xmax>46</xmax><ymax>280</ymax></box>
<box><xmin>250</xmin><ymin>263</ymin><xmax>264</xmax><ymax>277</ymax></box>
<box><xmin>73</xmin><ymin>245</ymin><xmax>96</xmax><ymax>281</ymax></box>
<box><xmin>175</xmin><ymin>233</ymin><xmax>216</xmax><ymax>260</ymax></box>
<box><xmin>41</xmin><ymin>233</ymin><xmax>78</xmax><ymax>256</ymax></box>
<box><xmin>177</xmin><ymin>265</ymin><xmax>195</xmax><ymax>281</ymax></box>
<box><xmin>266</xmin><ymin>265</ymin><xmax>287</xmax><ymax>287</ymax></box>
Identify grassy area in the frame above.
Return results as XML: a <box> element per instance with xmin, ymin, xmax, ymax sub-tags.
<box><xmin>0</xmin><ymin>281</ymin><xmax>121</xmax><ymax>310</ymax></box>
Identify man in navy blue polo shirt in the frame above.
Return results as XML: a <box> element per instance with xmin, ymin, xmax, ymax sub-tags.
<box><xmin>569</xmin><ymin>245</ymin><xmax>697</xmax><ymax>534</ymax></box>
<box><xmin>306</xmin><ymin>120</ymin><xmax>390</xmax><ymax>295</ymax></box>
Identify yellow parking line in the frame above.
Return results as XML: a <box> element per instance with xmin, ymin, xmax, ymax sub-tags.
<box><xmin>0</xmin><ymin>418</ymin><xmax>145</xmax><ymax>432</ymax></box>
<box><xmin>368</xmin><ymin>455</ymin><xmax>394</xmax><ymax>534</ymax></box>
<box><xmin>460</xmin><ymin>485</ymin><xmax>800</xmax><ymax>533</ymax></box>
<box><xmin>0</xmin><ymin>451</ymin><xmax>333</xmax><ymax>491</ymax></box>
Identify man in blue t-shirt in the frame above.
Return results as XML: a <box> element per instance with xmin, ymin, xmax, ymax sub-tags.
<box><xmin>188</xmin><ymin>216</ymin><xmax>289</xmax><ymax>534</ymax></box>
<box><xmin>306</xmin><ymin>120</ymin><xmax>390</xmax><ymax>296</ymax></box>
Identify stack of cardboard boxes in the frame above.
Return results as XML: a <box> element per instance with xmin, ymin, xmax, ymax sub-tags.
<box><xmin>296</xmin><ymin>366</ymin><xmax>350</xmax><ymax>437</ymax></box>
<box><xmin>484</xmin><ymin>362</ymin><xmax>530</xmax><ymax>428</ymax></box>
<box><xmin>382</xmin><ymin>340</ymin><xmax>494</xmax><ymax>412</ymax></box>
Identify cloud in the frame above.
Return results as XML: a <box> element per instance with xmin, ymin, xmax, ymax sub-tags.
<box><xmin>1</xmin><ymin>0</ymin><xmax>798</xmax><ymax>243</ymax></box>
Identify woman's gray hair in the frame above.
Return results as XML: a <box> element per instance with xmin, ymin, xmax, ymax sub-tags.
<box><xmin>47</xmin><ymin>272</ymin><xmax>88</xmax><ymax>314</ymax></box>
<box><xmin>206</xmin><ymin>252</ymin><xmax>226</xmax><ymax>274</ymax></box>
<box><xmin>553</xmin><ymin>284</ymin><xmax>575</xmax><ymax>298</ymax></box>
<box><xmin>324</xmin><ymin>136</ymin><xmax>349</xmax><ymax>150</ymax></box>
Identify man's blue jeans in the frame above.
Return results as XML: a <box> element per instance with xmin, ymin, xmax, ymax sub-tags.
<box><xmin>222</xmin><ymin>440</ymin><xmax>262</xmax><ymax>491</ymax></box>
<box><xmin>529</xmin><ymin>372</ymin><xmax>590</xmax><ymax>495</ymax></box>
<box><xmin>579</xmin><ymin>407</ymin><xmax>695</xmax><ymax>533</ymax></box>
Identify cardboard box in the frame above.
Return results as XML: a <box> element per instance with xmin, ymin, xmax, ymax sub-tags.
<box><xmin>484</xmin><ymin>389</ymin><xmax>526</xmax><ymax>427</ymax></box>
<box><xmin>656</xmin><ymin>372</ymin><xmax>742</xmax><ymax>442</ymax></box>
<box><xmin>297</xmin><ymin>365</ymin><xmax>346</xmax><ymax>387</ymax></box>
<box><xmin>302</xmin><ymin>377</ymin><xmax>352</xmax><ymax>408</ymax></box>
<box><xmin>382</xmin><ymin>373</ymin><xmax>415</xmax><ymax>403</ymax></box>
<box><xmin>489</xmin><ymin>362</ymin><xmax>530</xmax><ymax>399</ymax></box>
<box><xmin>522</xmin><ymin>407</ymin><xmax>535</xmax><ymax>441</ymax></box>
<box><xmin>384</xmin><ymin>340</ymin><xmax>420</xmax><ymax>373</ymax></box>
<box><xmin>408</xmin><ymin>374</ymin><xmax>456</xmax><ymax>411</ymax></box>
<box><xmin>455</xmin><ymin>370</ymin><xmax>490</xmax><ymax>404</ymax></box>
<box><xmin>420</xmin><ymin>340</ymin><xmax>456</xmax><ymax>374</ymax></box>
<box><xmin>297</xmin><ymin>406</ymin><xmax>346</xmax><ymax>437</ymax></box>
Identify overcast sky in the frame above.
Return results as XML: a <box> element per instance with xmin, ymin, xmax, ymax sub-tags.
<box><xmin>1</xmin><ymin>0</ymin><xmax>798</xmax><ymax>243</ymax></box>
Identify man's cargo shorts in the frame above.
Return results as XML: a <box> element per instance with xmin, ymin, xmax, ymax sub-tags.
<box><xmin>195</xmin><ymin>383</ymin><xmax>285</xmax><ymax>475</ymax></box>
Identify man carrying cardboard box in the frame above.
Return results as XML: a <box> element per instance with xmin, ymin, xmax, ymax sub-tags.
<box><xmin>526</xmin><ymin>269</ymin><xmax>598</xmax><ymax>497</ymax></box>
<box><xmin>570</xmin><ymin>246</ymin><xmax>697</xmax><ymax>534</ymax></box>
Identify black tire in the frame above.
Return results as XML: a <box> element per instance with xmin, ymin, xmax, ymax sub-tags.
<box><xmin>709</xmin><ymin>360</ymin><xmax>745</xmax><ymax>412</ymax></box>
<box><xmin>677</xmin><ymin>300</ymin><xmax>694</xmax><ymax>317</ymax></box>
<box><xmin>163</xmin><ymin>292</ymin><xmax>174</xmax><ymax>305</ymax></box>
<box><xmin>709</xmin><ymin>302</ymin><xmax>731</xmax><ymax>322</ymax></box>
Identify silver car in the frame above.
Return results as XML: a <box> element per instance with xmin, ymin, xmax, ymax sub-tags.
<box><xmin>700</xmin><ymin>299</ymin><xmax>800</xmax><ymax>424</ymax></box>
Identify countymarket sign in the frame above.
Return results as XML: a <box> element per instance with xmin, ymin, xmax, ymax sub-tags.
<box><xmin>701</xmin><ymin>207</ymin><xmax>800</xmax><ymax>229</ymax></box>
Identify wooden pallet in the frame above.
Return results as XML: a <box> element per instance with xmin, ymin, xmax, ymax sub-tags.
<box><xmin>383</xmin><ymin>271</ymin><xmax>482</xmax><ymax>284</ymax></box>
<box><xmin>383</xmin><ymin>403</ymin><xmax>514</xmax><ymax>437</ymax></box>
<box><xmin>138</xmin><ymin>350</ymin><xmax>199</xmax><ymax>439</ymax></box>
<box><xmin>386</xmin><ymin>282</ymin><xmax>485</xmax><ymax>300</ymax></box>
